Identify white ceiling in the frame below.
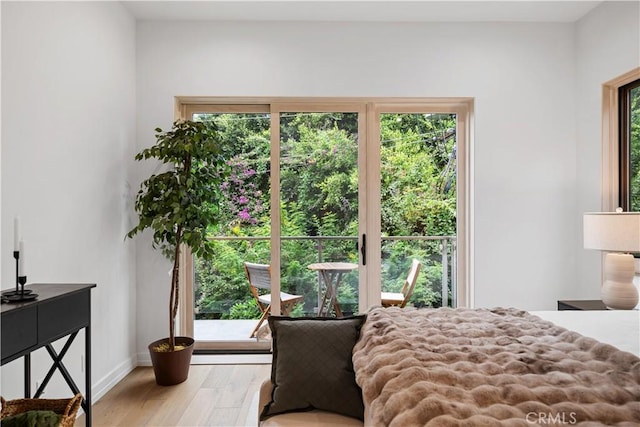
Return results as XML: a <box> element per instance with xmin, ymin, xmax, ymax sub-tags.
<box><xmin>121</xmin><ymin>1</ymin><xmax>603</xmax><ymax>23</ymax></box>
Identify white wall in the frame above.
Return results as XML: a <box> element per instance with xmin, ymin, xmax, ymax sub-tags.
<box><xmin>1</xmin><ymin>1</ymin><xmax>634</xmax><ymax>399</ymax></box>
<box><xmin>1</xmin><ymin>2</ymin><xmax>137</xmax><ymax>400</ymax></box>
<box><xmin>135</xmin><ymin>19</ymin><xmax>577</xmax><ymax>354</ymax></box>
<box><xmin>574</xmin><ymin>1</ymin><xmax>640</xmax><ymax>299</ymax></box>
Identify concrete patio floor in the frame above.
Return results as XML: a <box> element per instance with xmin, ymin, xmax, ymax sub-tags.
<box><xmin>194</xmin><ymin>319</ymin><xmax>263</xmax><ymax>341</ymax></box>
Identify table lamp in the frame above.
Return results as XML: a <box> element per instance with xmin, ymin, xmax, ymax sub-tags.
<box><xmin>583</xmin><ymin>209</ymin><xmax>640</xmax><ymax>310</ymax></box>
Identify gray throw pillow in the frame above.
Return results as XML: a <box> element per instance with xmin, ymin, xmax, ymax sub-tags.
<box><xmin>261</xmin><ymin>315</ymin><xmax>366</xmax><ymax>421</ymax></box>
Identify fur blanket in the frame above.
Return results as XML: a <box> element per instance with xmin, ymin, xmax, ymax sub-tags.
<box><xmin>352</xmin><ymin>307</ymin><xmax>640</xmax><ymax>426</ymax></box>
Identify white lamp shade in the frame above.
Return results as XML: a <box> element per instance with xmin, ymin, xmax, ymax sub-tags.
<box><xmin>583</xmin><ymin>212</ymin><xmax>640</xmax><ymax>253</ymax></box>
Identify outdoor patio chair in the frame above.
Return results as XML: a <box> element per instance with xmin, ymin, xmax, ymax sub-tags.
<box><xmin>381</xmin><ymin>259</ymin><xmax>422</xmax><ymax>308</ymax></box>
<box><xmin>244</xmin><ymin>262</ymin><xmax>304</xmax><ymax>338</ymax></box>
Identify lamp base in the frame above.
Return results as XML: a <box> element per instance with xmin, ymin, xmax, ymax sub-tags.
<box><xmin>602</xmin><ymin>253</ymin><xmax>639</xmax><ymax>310</ymax></box>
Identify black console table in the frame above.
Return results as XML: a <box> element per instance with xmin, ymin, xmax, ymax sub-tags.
<box><xmin>1</xmin><ymin>283</ymin><xmax>96</xmax><ymax>426</ymax></box>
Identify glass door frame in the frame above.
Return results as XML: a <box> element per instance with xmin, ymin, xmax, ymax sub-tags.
<box><xmin>270</xmin><ymin>102</ymin><xmax>368</xmax><ymax>315</ymax></box>
<box><xmin>179</xmin><ymin>102</ymin><xmax>272</xmax><ymax>351</ymax></box>
<box><xmin>176</xmin><ymin>97</ymin><xmax>473</xmax><ymax>351</ymax></box>
<box><xmin>368</xmin><ymin>101</ymin><xmax>472</xmax><ymax>309</ymax></box>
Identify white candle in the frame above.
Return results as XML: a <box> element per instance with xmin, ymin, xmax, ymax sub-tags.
<box><xmin>14</xmin><ymin>217</ymin><xmax>21</xmax><ymax>252</ymax></box>
<box><xmin>18</xmin><ymin>240</ymin><xmax>26</xmax><ymax>277</ymax></box>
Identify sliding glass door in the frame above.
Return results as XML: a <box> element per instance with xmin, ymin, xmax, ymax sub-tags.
<box><xmin>182</xmin><ymin>105</ymin><xmax>273</xmax><ymax>350</ymax></box>
<box><xmin>179</xmin><ymin>99</ymin><xmax>471</xmax><ymax>352</ymax></box>
<box><xmin>377</xmin><ymin>112</ymin><xmax>458</xmax><ymax>308</ymax></box>
<box><xmin>272</xmin><ymin>106</ymin><xmax>363</xmax><ymax>319</ymax></box>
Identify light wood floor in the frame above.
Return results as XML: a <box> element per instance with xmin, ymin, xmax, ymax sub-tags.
<box><xmin>75</xmin><ymin>364</ymin><xmax>271</xmax><ymax>427</ymax></box>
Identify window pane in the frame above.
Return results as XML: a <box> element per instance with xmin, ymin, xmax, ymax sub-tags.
<box><xmin>191</xmin><ymin>112</ymin><xmax>272</xmax><ymax>340</ymax></box>
<box><xmin>379</xmin><ymin>113</ymin><xmax>457</xmax><ymax>308</ymax></box>
<box><xmin>279</xmin><ymin>112</ymin><xmax>360</xmax><ymax>317</ymax></box>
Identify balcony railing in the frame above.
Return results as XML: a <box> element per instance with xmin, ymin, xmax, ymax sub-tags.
<box><xmin>195</xmin><ymin>235</ymin><xmax>457</xmax><ymax>319</ymax></box>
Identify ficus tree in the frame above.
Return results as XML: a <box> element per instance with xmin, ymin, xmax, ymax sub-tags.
<box><xmin>127</xmin><ymin>120</ymin><xmax>229</xmax><ymax>350</ymax></box>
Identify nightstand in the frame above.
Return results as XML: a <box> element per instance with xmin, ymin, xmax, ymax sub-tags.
<box><xmin>557</xmin><ymin>299</ymin><xmax>608</xmax><ymax>311</ymax></box>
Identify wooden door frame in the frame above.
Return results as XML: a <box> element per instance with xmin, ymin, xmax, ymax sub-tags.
<box><xmin>175</xmin><ymin>96</ymin><xmax>474</xmax><ymax>351</ymax></box>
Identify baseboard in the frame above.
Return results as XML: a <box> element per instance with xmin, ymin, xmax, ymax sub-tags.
<box><xmin>92</xmin><ymin>356</ymin><xmax>137</xmax><ymax>401</ymax></box>
<box><xmin>74</xmin><ymin>355</ymin><xmax>137</xmax><ymax>419</ymax></box>
<box><xmin>137</xmin><ymin>351</ymin><xmax>152</xmax><ymax>366</ymax></box>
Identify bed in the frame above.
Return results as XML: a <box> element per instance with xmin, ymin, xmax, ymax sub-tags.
<box><xmin>352</xmin><ymin>307</ymin><xmax>640</xmax><ymax>426</ymax></box>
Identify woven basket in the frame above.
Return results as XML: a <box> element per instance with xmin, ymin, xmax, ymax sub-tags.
<box><xmin>0</xmin><ymin>393</ymin><xmax>82</xmax><ymax>427</ymax></box>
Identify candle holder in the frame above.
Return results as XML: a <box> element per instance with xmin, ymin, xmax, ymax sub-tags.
<box><xmin>2</xmin><ymin>251</ymin><xmax>32</xmax><ymax>297</ymax></box>
<box><xmin>3</xmin><ymin>275</ymin><xmax>37</xmax><ymax>302</ymax></box>
<box><xmin>18</xmin><ymin>275</ymin><xmax>27</xmax><ymax>295</ymax></box>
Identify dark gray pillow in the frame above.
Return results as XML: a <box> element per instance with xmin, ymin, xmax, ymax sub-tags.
<box><xmin>261</xmin><ymin>315</ymin><xmax>366</xmax><ymax>421</ymax></box>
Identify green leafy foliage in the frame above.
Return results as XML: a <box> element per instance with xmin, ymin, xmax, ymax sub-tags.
<box><xmin>191</xmin><ymin>112</ymin><xmax>458</xmax><ymax>319</ymax></box>
<box><xmin>228</xmin><ymin>299</ymin><xmax>261</xmax><ymax>320</ymax></box>
<box><xmin>629</xmin><ymin>86</ymin><xmax>640</xmax><ymax>211</ymax></box>
<box><xmin>127</xmin><ymin>120</ymin><xmax>229</xmax><ymax>259</ymax></box>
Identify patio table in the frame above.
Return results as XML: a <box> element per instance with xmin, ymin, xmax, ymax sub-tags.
<box><xmin>307</xmin><ymin>262</ymin><xmax>358</xmax><ymax>317</ymax></box>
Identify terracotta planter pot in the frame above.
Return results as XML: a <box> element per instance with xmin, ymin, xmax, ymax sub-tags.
<box><xmin>148</xmin><ymin>336</ymin><xmax>195</xmax><ymax>386</ymax></box>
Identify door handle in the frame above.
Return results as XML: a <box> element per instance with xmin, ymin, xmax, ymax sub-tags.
<box><xmin>361</xmin><ymin>234</ymin><xmax>366</xmax><ymax>266</ymax></box>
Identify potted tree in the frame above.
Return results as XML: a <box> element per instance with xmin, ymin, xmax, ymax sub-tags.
<box><xmin>127</xmin><ymin>120</ymin><xmax>229</xmax><ymax>386</ymax></box>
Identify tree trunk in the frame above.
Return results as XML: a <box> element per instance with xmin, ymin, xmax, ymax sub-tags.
<box><xmin>169</xmin><ymin>226</ymin><xmax>183</xmax><ymax>351</ymax></box>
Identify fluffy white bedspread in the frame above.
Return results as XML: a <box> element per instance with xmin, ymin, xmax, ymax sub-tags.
<box><xmin>352</xmin><ymin>307</ymin><xmax>640</xmax><ymax>426</ymax></box>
